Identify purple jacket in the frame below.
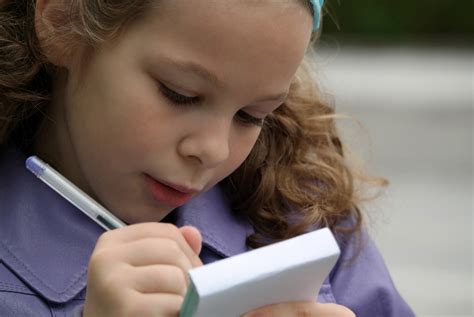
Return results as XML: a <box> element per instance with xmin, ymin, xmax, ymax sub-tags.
<box><xmin>0</xmin><ymin>146</ymin><xmax>415</xmax><ymax>316</ymax></box>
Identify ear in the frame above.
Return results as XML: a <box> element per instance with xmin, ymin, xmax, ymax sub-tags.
<box><xmin>34</xmin><ymin>0</ymin><xmax>71</xmax><ymax>67</ymax></box>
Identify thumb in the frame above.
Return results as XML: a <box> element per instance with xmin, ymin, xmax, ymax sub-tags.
<box><xmin>179</xmin><ymin>225</ymin><xmax>203</xmax><ymax>256</ymax></box>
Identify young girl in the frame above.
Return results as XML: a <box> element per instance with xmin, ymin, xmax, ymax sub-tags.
<box><xmin>0</xmin><ymin>0</ymin><xmax>414</xmax><ymax>316</ymax></box>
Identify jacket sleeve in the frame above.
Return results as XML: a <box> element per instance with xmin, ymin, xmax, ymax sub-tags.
<box><xmin>329</xmin><ymin>224</ymin><xmax>416</xmax><ymax>317</ymax></box>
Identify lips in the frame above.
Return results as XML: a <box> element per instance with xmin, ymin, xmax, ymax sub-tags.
<box><xmin>145</xmin><ymin>174</ymin><xmax>197</xmax><ymax>208</ymax></box>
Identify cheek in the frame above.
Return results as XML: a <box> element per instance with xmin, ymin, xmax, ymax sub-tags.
<box><xmin>227</xmin><ymin>128</ymin><xmax>262</xmax><ymax>171</ymax></box>
<box><xmin>65</xmin><ymin>71</ymin><xmax>159</xmax><ymax>173</ymax></box>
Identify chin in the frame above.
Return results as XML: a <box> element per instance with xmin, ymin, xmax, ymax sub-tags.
<box><xmin>121</xmin><ymin>204</ymin><xmax>173</xmax><ymax>225</ymax></box>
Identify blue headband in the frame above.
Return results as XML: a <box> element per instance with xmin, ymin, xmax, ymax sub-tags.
<box><xmin>309</xmin><ymin>0</ymin><xmax>325</xmax><ymax>31</ymax></box>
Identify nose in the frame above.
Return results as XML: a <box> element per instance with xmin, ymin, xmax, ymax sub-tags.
<box><xmin>177</xmin><ymin>117</ymin><xmax>231</xmax><ymax>168</ymax></box>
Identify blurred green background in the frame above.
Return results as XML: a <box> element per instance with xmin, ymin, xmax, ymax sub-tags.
<box><xmin>322</xmin><ymin>0</ymin><xmax>473</xmax><ymax>41</ymax></box>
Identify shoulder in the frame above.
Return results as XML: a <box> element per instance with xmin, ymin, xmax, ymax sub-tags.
<box><xmin>0</xmin><ymin>146</ymin><xmax>98</xmax><ymax>316</ymax></box>
<box><xmin>327</xmin><ymin>217</ymin><xmax>415</xmax><ymax>317</ymax></box>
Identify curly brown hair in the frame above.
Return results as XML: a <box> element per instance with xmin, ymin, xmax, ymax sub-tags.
<box><xmin>0</xmin><ymin>0</ymin><xmax>385</xmax><ymax>249</ymax></box>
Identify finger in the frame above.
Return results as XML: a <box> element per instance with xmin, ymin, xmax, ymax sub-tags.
<box><xmin>316</xmin><ymin>303</ymin><xmax>356</xmax><ymax>316</ymax></box>
<box><xmin>113</xmin><ymin>238</ymin><xmax>194</xmax><ymax>275</ymax></box>
<box><xmin>96</xmin><ymin>222</ymin><xmax>202</xmax><ymax>267</ymax></box>
<box><xmin>131</xmin><ymin>264</ymin><xmax>188</xmax><ymax>295</ymax></box>
<box><xmin>179</xmin><ymin>226</ymin><xmax>203</xmax><ymax>257</ymax></box>
<box><xmin>125</xmin><ymin>291</ymin><xmax>184</xmax><ymax>317</ymax></box>
<box><xmin>242</xmin><ymin>301</ymin><xmax>355</xmax><ymax>317</ymax></box>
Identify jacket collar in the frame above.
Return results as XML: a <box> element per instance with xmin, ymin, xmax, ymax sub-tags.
<box><xmin>0</xmin><ymin>146</ymin><xmax>253</xmax><ymax>303</ymax></box>
<box><xmin>170</xmin><ymin>185</ymin><xmax>254</xmax><ymax>258</ymax></box>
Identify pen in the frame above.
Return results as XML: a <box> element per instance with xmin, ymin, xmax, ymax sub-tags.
<box><xmin>25</xmin><ymin>156</ymin><xmax>126</xmax><ymax>231</ymax></box>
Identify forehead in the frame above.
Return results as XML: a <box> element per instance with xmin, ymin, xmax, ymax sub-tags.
<box><xmin>151</xmin><ymin>0</ymin><xmax>310</xmax><ymax>14</ymax></box>
<box><xmin>122</xmin><ymin>0</ymin><xmax>312</xmax><ymax>94</ymax></box>
<box><xmin>139</xmin><ymin>0</ymin><xmax>312</xmax><ymax>48</ymax></box>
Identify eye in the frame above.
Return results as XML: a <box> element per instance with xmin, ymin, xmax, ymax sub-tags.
<box><xmin>236</xmin><ymin>110</ymin><xmax>265</xmax><ymax>127</ymax></box>
<box><xmin>158</xmin><ymin>82</ymin><xmax>201</xmax><ymax>105</ymax></box>
<box><xmin>158</xmin><ymin>82</ymin><xmax>264</xmax><ymax>127</ymax></box>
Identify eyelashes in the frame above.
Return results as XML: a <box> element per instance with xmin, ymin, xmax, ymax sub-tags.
<box><xmin>235</xmin><ymin>110</ymin><xmax>265</xmax><ymax>126</ymax></box>
<box><xmin>158</xmin><ymin>82</ymin><xmax>265</xmax><ymax>127</ymax></box>
<box><xmin>158</xmin><ymin>82</ymin><xmax>201</xmax><ymax>105</ymax></box>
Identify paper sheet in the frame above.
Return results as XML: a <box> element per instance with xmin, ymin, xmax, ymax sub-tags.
<box><xmin>180</xmin><ymin>227</ymin><xmax>340</xmax><ymax>317</ymax></box>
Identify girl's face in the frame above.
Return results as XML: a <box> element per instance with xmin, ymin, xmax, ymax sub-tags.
<box><xmin>39</xmin><ymin>0</ymin><xmax>312</xmax><ymax>224</ymax></box>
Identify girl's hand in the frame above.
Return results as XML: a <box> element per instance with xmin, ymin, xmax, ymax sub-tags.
<box><xmin>242</xmin><ymin>301</ymin><xmax>355</xmax><ymax>317</ymax></box>
<box><xmin>83</xmin><ymin>223</ymin><xmax>203</xmax><ymax>317</ymax></box>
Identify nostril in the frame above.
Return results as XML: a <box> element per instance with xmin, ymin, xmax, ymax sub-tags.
<box><xmin>178</xmin><ymin>140</ymin><xmax>230</xmax><ymax>168</ymax></box>
<box><xmin>187</xmin><ymin>154</ymin><xmax>203</xmax><ymax>166</ymax></box>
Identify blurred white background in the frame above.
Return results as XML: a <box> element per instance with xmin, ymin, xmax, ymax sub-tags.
<box><xmin>315</xmin><ymin>43</ymin><xmax>473</xmax><ymax>316</ymax></box>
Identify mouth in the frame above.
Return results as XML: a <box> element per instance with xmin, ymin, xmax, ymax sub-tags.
<box><xmin>144</xmin><ymin>174</ymin><xmax>199</xmax><ymax>208</ymax></box>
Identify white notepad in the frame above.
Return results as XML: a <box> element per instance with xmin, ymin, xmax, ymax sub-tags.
<box><xmin>180</xmin><ymin>227</ymin><xmax>340</xmax><ymax>317</ymax></box>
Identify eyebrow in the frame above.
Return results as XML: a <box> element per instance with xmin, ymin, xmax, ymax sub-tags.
<box><xmin>159</xmin><ymin>56</ymin><xmax>222</xmax><ymax>87</ymax></box>
<box><xmin>158</xmin><ymin>56</ymin><xmax>289</xmax><ymax>102</ymax></box>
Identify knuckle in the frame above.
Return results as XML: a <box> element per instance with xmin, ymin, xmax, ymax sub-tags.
<box><xmin>120</xmin><ymin>301</ymin><xmax>149</xmax><ymax>317</ymax></box>
<box><xmin>90</xmin><ymin>277</ymin><xmax>130</xmax><ymax>312</ymax></box>
<box><xmin>89</xmin><ymin>247</ymin><xmax>123</xmax><ymax>272</ymax></box>
<box><xmin>114</xmin><ymin>297</ymin><xmax>137</xmax><ymax>316</ymax></box>
<box><xmin>343</xmin><ymin>308</ymin><xmax>356</xmax><ymax>317</ymax></box>
<box><xmin>244</xmin><ymin>308</ymin><xmax>273</xmax><ymax>317</ymax></box>
<box><xmin>100</xmin><ymin>268</ymin><xmax>127</xmax><ymax>291</ymax></box>
<box><xmin>333</xmin><ymin>305</ymin><xmax>356</xmax><ymax>317</ymax></box>
<box><xmin>167</xmin><ymin>295</ymin><xmax>184</xmax><ymax>315</ymax></box>
<box><xmin>117</xmin><ymin>291</ymin><xmax>150</xmax><ymax>316</ymax></box>
<box><xmin>96</xmin><ymin>230</ymin><xmax>113</xmax><ymax>246</ymax></box>
<box><xmin>295</xmin><ymin>306</ymin><xmax>312</xmax><ymax>317</ymax></box>
<box><xmin>172</xmin><ymin>266</ymin><xmax>188</xmax><ymax>293</ymax></box>
<box><xmin>166</xmin><ymin>239</ymin><xmax>183</xmax><ymax>256</ymax></box>
<box><xmin>88</xmin><ymin>250</ymin><xmax>111</xmax><ymax>274</ymax></box>
<box><xmin>162</xmin><ymin>222</ymin><xmax>179</xmax><ymax>233</ymax></box>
